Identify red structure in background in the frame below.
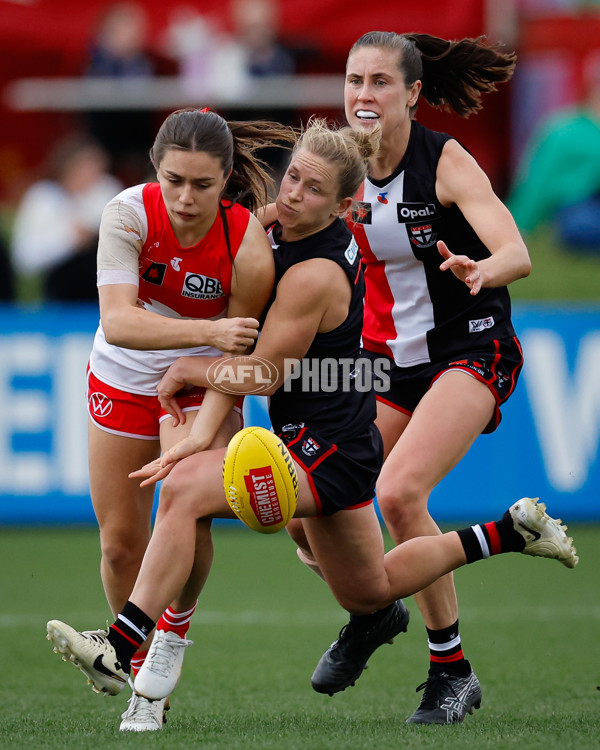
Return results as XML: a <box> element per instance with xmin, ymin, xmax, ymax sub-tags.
<box><xmin>519</xmin><ymin>12</ymin><xmax>600</xmax><ymax>94</ymax></box>
<box><xmin>0</xmin><ymin>0</ymin><xmax>506</xmax><ymax>206</ymax></box>
<box><xmin>510</xmin><ymin>12</ymin><xmax>600</xmax><ymax>171</ymax></box>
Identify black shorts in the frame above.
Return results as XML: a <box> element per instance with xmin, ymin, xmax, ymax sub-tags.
<box><xmin>364</xmin><ymin>336</ymin><xmax>523</xmax><ymax>434</ymax></box>
<box><xmin>277</xmin><ymin>423</ymin><xmax>383</xmax><ymax>517</ymax></box>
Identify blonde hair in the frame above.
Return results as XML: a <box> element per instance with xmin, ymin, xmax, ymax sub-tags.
<box><xmin>293</xmin><ymin>117</ymin><xmax>380</xmax><ymax>199</ymax></box>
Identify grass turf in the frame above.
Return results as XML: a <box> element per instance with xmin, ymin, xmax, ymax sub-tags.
<box><xmin>508</xmin><ymin>226</ymin><xmax>600</xmax><ymax>304</ymax></box>
<box><xmin>0</xmin><ymin>524</ymin><xmax>598</xmax><ymax>749</ymax></box>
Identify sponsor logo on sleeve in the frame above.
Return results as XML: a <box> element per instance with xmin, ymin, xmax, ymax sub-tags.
<box><xmin>141</xmin><ymin>262</ymin><xmax>167</xmax><ymax>286</ymax></box>
<box><xmin>351</xmin><ymin>202</ymin><xmax>372</xmax><ymax>225</ymax></box>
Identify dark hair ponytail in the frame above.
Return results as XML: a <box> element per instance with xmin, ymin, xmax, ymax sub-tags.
<box><xmin>406</xmin><ymin>33</ymin><xmax>516</xmax><ymax>117</ymax></box>
<box><xmin>225</xmin><ymin>120</ymin><xmax>296</xmax><ymax>212</ymax></box>
<box><xmin>349</xmin><ymin>31</ymin><xmax>516</xmax><ymax>118</ymax></box>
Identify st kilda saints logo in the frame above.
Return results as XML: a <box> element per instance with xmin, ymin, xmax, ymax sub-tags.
<box><xmin>301</xmin><ymin>436</ymin><xmax>321</xmax><ymax>457</ymax></box>
<box><xmin>397</xmin><ymin>202</ymin><xmax>440</xmax><ymax>249</ymax></box>
<box><xmin>408</xmin><ymin>223</ymin><xmax>437</xmax><ymax>248</ymax></box>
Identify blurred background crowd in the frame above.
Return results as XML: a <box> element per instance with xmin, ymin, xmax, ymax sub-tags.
<box><xmin>1</xmin><ymin>0</ymin><xmax>600</xmax><ymax>304</ymax></box>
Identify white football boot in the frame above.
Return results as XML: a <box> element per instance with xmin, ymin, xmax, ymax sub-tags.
<box><xmin>134</xmin><ymin>630</ymin><xmax>193</xmax><ymax>700</ymax></box>
<box><xmin>46</xmin><ymin>620</ymin><xmax>128</xmax><ymax>695</ymax></box>
<box><xmin>509</xmin><ymin>497</ymin><xmax>579</xmax><ymax>568</ymax></box>
<box><xmin>119</xmin><ymin>692</ymin><xmax>168</xmax><ymax>732</ymax></box>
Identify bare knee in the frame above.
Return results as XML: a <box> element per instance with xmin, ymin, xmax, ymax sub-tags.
<box><xmin>158</xmin><ymin>462</ymin><xmax>214</xmax><ymax>524</ymax></box>
<box><xmin>159</xmin><ymin>467</ymin><xmax>197</xmax><ymax>518</ymax></box>
<box><xmin>377</xmin><ymin>475</ymin><xmax>422</xmax><ymax>523</ymax></box>
<box><xmin>376</xmin><ymin>473</ymin><xmax>435</xmax><ymax>541</ymax></box>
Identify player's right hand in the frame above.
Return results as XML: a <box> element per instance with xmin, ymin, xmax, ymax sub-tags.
<box><xmin>210</xmin><ymin>317</ymin><xmax>260</xmax><ymax>353</ymax></box>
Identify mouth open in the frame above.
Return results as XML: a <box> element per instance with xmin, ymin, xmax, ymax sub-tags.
<box><xmin>356</xmin><ymin>110</ymin><xmax>379</xmax><ymax>120</ymax></box>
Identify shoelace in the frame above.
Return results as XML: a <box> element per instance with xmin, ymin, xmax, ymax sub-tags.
<box><xmin>145</xmin><ymin>637</ymin><xmax>193</xmax><ymax>678</ymax></box>
<box><xmin>414</xmin><ymin>673</ymin><xmax>456</xmax><ymax>708</ymax></box>
<box><xmin>329</xmin><ymin>623</ymin><xmax>359</xmax><ymax>655</ymax></box>
<box><xmin>121</xmin><ymin>694</ymin><xmax>162</xmax><ymax>725</ymax></box>
<box><xmin>85</xmin><ymin>632</ymin><xmax>109</xmax><ymax>645</ymax></box>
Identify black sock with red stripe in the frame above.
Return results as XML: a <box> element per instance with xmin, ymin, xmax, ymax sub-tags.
<box><xmin>426</xmin><ymin>620</ymin><xmax>470</xmax><ymax>676</ymax></box>
<box><xmin>457</xmin><ymin>510</ymin><xmax>526</xmax><ymax>563</ymax></box>
<box><xmin>107</xmin><ymin>601</ymin><xmax>156</xmax><ymax>672</ymax></box>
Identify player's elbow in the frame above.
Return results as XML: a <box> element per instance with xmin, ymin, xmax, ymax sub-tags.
<box><xmin>519</xmin><ymin>255</ymin><xmax>532</xmax><ymax>279</ymax></box>
<box><xmin>101</xmin><ymin>311</ymin><xmax>134</xmax><ymax>348</ymax></box>
<box><xmin>514</xmin><ymin>239</ymin><xmax>532</xmax><ymax>280</ymax></box>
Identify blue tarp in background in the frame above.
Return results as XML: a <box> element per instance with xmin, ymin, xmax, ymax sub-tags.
<box><xmin>0</xmin><ymin>303</ymin><xmax>598</xmax><ymax>525</ymax></box>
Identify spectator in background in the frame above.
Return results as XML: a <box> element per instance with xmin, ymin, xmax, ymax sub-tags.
<box><xmin>227</xmin><ymin>0</ymin><xmax>299</xmax><ymax>183</ymax></box>
<box><xmin>82</xmin><ymin>1</ymin><xmax>160</xmax><ymax>186</ymax></box>
<box><xmin>165</xmin><ymin>0</ymin><xmax>298</xmax><ymax>185</ymax></box>
<box><xmin>167</xmin><ymin>0</ymin><xmax>296</xmax><ymax>96</ymax></box>
<box><xmin>11</xmin><ymin>134</ymin><xmax>122</xmax><ymax>302</ymax></box>
<box><xmin>0</xmin><ymin>235</ymin><xmax>15</xmax><ymax>302</ymax></box>
<box><xmin>508</xmin><ymin>59</ymin><xmax>600</xmax><ymax>253</ymax></box>
<box><xmin>229</xmin><ymin>0</ymin><xmax>296</xmax><ymax>78</ymax></box>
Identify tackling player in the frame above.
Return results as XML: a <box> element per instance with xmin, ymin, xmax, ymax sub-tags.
<box><xmin>289</xmin><ymin>31</ymin><xmax>531</xmax><ymax>724</ymax></box>
<box><xmin>46</xmin><ymin>119</ymin><xmax>575</xmax><ymax>729</ymax></box>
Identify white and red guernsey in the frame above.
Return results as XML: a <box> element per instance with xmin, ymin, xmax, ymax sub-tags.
<box><xmin>348</xmin><ymin>121</ymin><xmax>516</xmax><ymax>367</ymax></box>
<box><xmin>90</xmin><ymin>182</ymin><xmax>249</xmax><ymax>395</ymax></box>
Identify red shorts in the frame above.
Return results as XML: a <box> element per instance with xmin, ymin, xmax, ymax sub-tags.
<box><xmin>87</xmin><ymin>370</ymin><xmax>242</xmax><ymax>440</ymax></box>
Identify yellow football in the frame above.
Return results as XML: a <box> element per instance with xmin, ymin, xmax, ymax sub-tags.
<box><xmin>223</xmin><ymin>426</ymin><xmax>298</xmax><ymax>533</ymax></box>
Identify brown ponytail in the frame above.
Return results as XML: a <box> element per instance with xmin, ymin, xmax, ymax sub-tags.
<box><xmin>349</xmin><ymin>31</ymin><xmax>516</xmax><ymax>118</ymax></box>
<box><xmin>150</xmin><ymin>108</ymin><xmax>296</xmax><ymax>212</ymax></box>
<box><xmin>226</xmin><ymin>119</ymin><xmax>296</xmax><ymax>212</ymax></box>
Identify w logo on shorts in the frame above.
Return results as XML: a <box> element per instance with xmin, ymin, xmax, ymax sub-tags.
<box><xmin>89</xmin><ymin>392</ymin><xmax>113</xmax><ymax>417</ymax></box>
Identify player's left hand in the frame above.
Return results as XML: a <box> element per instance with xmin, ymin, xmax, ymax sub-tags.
<box><xmin>438</xmin><ymin>240</ymin><xmax>482</xmax><ymax>295</ymax></box>
<box><xmin>129</xmin><ymin>457</ymin><xmax>173</xmax><ymax>487</ymax></box>
<box><xmin>129</xmin><ymin>433</ymin><xmax>211</xmax><ymax>487</ymax></box>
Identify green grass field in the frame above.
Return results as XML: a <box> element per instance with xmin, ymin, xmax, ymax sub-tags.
<box><xmin>1</xmin><ymin>524</ymin><xmax>599</xmax><ymax>749</ymax></box>
<box><xmin>508</xmin><ymin>227</ymin><xmax>600</xmax><ymax>304</ymax></box>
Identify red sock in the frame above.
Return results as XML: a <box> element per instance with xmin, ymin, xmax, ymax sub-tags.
<box><xmin>130</xmin><ymin>649</ymin><xmax>149</xmax><ymax>677</ymax></box>
<box><xmin>156</xmin><ymin>601</ymin><xmax>197</xmax><ymax>638</ymax></box>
